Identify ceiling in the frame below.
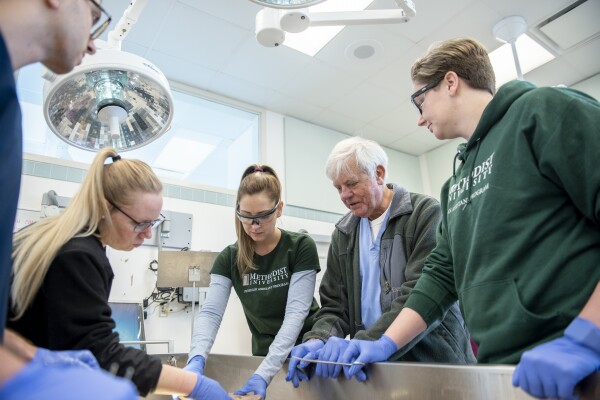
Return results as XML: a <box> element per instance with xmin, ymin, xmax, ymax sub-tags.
<box><xmin>100</xmin><ymin>0</ymin><xmax>600</xmax><ymax>156</ymax></box>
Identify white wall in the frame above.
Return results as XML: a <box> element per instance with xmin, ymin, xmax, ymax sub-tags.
<box><xmin>419</xmin><ymin>138</ymin><xmax>465</xmax><ymax>200</ymax></box>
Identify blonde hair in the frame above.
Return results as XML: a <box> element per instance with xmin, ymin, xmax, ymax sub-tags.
<box><xmin>411</xmin><ymin>37</ymin><xmax>496</xmax><ymax>95</ymax></box>
<box><xmin>11</xmin><ymin>147</ymin><xmax>162</xmax><ymax>319</ymax></box>
<box><xmin>235</xmin><ymin>164</ymin><xmax>281</xmax><ymax>276</ymax></box>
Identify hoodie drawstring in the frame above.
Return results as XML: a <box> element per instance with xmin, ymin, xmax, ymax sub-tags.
<box><xmin>466</xmin><ymin>138</ymin><xmax>481</xmax><ymax>205</ymax></box>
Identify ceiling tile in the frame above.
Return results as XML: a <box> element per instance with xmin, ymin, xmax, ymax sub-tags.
<box><xmin>368</xmin><ymin>43</ymin><xmax>429</xmax><ymax>95</ymax></box>
<box><xmin>481</xmin><ymin>0</ymin><xmax>577</xmax><ymax>28</ymax></box>
<box><xmin>355</xmin><ymin>123</ymin><xmax>404</xmax><ymax>147</ymax></box>
<box><xmin>177</xmin><ymin>0</ymin><xmax>261</xmax><ymax>30</ymax></box>
<box><xmin>147</xmin><ymin>50</ymin><xmax>218</xmax><ymax>90</ymax></box>
<box><xmin>561</xmin><ymin>38</ymin><xmax>600</xmax><ymax>81</ymax></box>
<box><xmin>523</xmin><ymin>57</ymin><xmax>586</xmax><ymax>88</ymax></box>
<box><xmin>151</xmin><ymin>2</ymin><xmax>249</xmax><ymax>71</ymax></box>
<box><xmin>326</xmin><ymin>81</ymin><xmax>401</xmax><ymax>123</ymax></box>
<box><xmin>222</xmin><ymin>36</ymin><xmax>312</xmax><ymax>91</ymax></box>
<box><xmin>264</xmin><ymin>93</ymin><xmax>323</xmax><ymax>122</ymax></box>
<box><xmin>309</xmin><ymin>109</ymin><xmax>367</xmax><ymax>136</ymax></box>
<box><xmin>374</xmin><ymin>0</ymin><xmax>474</xmax><ymax>44</ymax></box>
<box><xmin>315</xmin><ymin>25</ymin><xmax>413</xmax><ymax>79</ymax></box>
<box><xmin>206</xmin><ymin>72</ymin><xmax>278</xmax><ymax>108</ymax></box>
<box><xmin>418</xmin><ymin>1</ymin><xmax>504</xmax><ymax>52</ymax></box>
<box><xmin>279</xmin><ymin>60</ymin><xmax>361</xmax><ymax>108</ymax></box>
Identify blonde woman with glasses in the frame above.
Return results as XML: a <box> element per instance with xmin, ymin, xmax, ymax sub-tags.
<box><xmin>184</xmin><ymin>164</ymin><xmax>321</xmax><ymax>399</ymax></box>
<box><xmin>8</xmin><ymin>148</ymin><xmax>231</xmax><ymax>400</ymax></box>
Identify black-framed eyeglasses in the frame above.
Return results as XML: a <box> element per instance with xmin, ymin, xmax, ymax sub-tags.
<box><xmin>236</xmin><ymin>200</ymin><xmax>280</xmax><ymax>226</ymax></box>
<box><xmin>89</xmin><ymin>0</ymin><xmax>112</xmax><ymax>40</ymax></box>
<box><xmin>108</xmin><ymin>201</ymin><xmax>165</xmax><ymax>232</ymax></box>
<box><xmin>411</xmin><ymin>76</ymin><xmax>444</xmax><ymax>115</ymax></box>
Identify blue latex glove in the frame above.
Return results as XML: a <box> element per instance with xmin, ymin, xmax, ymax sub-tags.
<box><xmin>33</xmin><ymin>347</ymin><xmax>100</xmax><ymax>370</ymax></box>
<box><xmin>172</xmin><ymin>356</ymin><xmax>208</xmax><ymax>399</ymax></box>
<box><xmin>314</xmin><ymin>336</ymin><xmax>349</xmax><ymax>379</ymax></box>
<box><xmin>513</xmin><ymin>317</ymin><xmax>600</xmax><ymax>400</ymax></box>
<box><xmin>186</xmin><ymin>374</ymin><xmax>232</xmax><ymax>400</ymax></box>
<box><xmin>0</xmin><ymin>357</ymin><xmax>137</xmax><ymax>400</ymax></box>
<box><xmin>285</xmin><ymin>339</ymin><xmax>324</xmax><ymax>388</ymax></box>
<box><xmin>233</xmin><ymin>374</ymin><xmax>268</xmax><ymax>399</ymax></box>
<box><xmin>184</xmin><ymin>355</ymin><xmax>206</xmax><ymax>375</ymax></box>
<box><xmin>341</xmin><ymin>334</ymin><xmax>398</xmax><ymax>381</ymax></box>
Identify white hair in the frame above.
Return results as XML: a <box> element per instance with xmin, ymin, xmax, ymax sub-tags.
<box><xmin>325</xmin><ymin>136</ymin><xmax>388</xmax><ymax>182</ymax></box>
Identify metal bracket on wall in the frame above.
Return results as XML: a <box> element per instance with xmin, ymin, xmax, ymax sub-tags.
<box><xmin>144</xmin><ymin>210</ymin><xmax>192</xmax><ymax>249</ymax></box>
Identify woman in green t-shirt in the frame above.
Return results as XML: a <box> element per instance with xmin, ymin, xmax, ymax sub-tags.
<box><xmin>184</xmin><ymin>164</ymin><xmax>321</xmax><ymax>399</ymax></box>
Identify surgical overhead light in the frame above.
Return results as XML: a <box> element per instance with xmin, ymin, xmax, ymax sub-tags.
<box><xmin>253</xmin><ymin>0</ymin><xmax>417</xmax><ymax>48</ymax></box>
<box><xmin>42</xmin><ymin>0</ymin><xmax>174</xmax><ymax>152</ymax></box>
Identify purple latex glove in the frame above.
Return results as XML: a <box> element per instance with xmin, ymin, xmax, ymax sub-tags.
<box><xmin>186</xmin><ymin>374</ymin><xmax>232</xmax><ymax>400</ymax></box>
<box><xmin>33</xmin><ymin>347</ymin><xmax>100</xmax><ymax>370</ymax></box>
<box><xmin>233</xmin><ymin>374</ymin><xmax>268</xmax><ymax>399</ymax></box>
<box><xmin>513</xmin><ymin>317</ymin><xmax>600</xmax><ymax>400</ymax></box>
<box><xmin>341</xmin><ymin>334</ymin><xmax>398</xmax><ymax>382</ymax></box>
<box><xmin>0</xmin><ymin>357</ymin><xmax>137</xmax><ymax>400</ymax></box>
<box><xmin>285</xmin><ymin>339</ymin><xmax>324</xmax><ymax>388</ymax></box>
<box><xmin>314</xmin><ymin>336</ymin><xmax>349</xmax><ymax>379</ymax></box>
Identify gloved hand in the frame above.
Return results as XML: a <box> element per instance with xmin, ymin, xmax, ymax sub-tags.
<box><xmin>513</xmin><ymin>317</ymin><xmax>600</xmax><ymax>400</ymax></box>
<box><xmin>285</xmin><ymin>339</ymin><xmax>324</xmax><ymax>388</ymax></box>
<box><xmin>186</xmin><ymin>374</ymin><xmax>232</xmax><ymax>400</ymax></box>
<box><xmin>314</xmin><ymin>336</ymin><xmax>349</xmax><ymax>379</ymax></box>
<box><xmin>184</xmin><ymin>355</ymin><xmax>206</xmax><ymax>375</ymax></box>
<box><xmin>33</xmin><ymin>347</ymin><xmax>100</xmax><ymax>370</ymax></box>
<box><xmin>233</xmin><ymin>374</ymin><xmax>268</xmax><ymax>399</ymax></box>
<box><xmin>341</xmin><ymin>334</ymin><xmax>398</xmax><ymax>382</ymax></box>
<box><xmin>0</xmin><ymin>357</ymin><xmax>137</xmax><ymax>400</ymax></box>
<box><xmin>172</xmin><ymin>356</ymin><xmax>208</xmax><ymax>399</ymax></box>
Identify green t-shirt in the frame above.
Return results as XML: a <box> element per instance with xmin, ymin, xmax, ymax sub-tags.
<box><xmin>211</xmin><ymin>229</ymin><xmax>321</xmax><ymax>355</ymax></box>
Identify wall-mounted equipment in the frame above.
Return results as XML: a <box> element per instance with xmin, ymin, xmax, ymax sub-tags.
<box><xmin>252</xmin><ymin>0</ymin><xmax>416</xmax><ymax>47</ymax></box>
<box><xmin>156</xmin><ymin>251</ymin><xmax>219</xmax><ymax>331</ymax></box>
<box><xmin>40</xmin><ymin>190</ymin><xmax>71</xmax><ymax>218</ymax></box>
<box><xmin>42</xmin><ymin>0</ymin><xmax>174</xmax><ymax>152</ymax></box>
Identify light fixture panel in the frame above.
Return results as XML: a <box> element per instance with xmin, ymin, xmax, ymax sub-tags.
<box><xmin>249</xmin><ymin>0</ymin><xmax>326</xmax><ymax>9</ymax></box>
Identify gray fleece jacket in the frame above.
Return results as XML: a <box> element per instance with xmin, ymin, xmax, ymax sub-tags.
<box><xmin>304</xmin><ymin>184</ymin><xmax>475</xmax><ymax>363</ymax></box>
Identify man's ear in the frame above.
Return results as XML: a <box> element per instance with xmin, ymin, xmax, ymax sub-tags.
<box><xmin>375</xmin><ymin>165</ymin><xmax>386</xmax><ymax>185</ymax></box>
<box><xmin>444</xmin><ymin>71</ymin><xmax>460</xmax><ymax>96</ymax></box>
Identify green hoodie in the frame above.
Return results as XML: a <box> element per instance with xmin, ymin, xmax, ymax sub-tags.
<box><xmin>405</xmin><ymin>80</ymin><xmax>600</xmax><ymax>364</ymax></box>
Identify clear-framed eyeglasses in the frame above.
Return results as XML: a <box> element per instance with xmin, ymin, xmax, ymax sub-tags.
<box><xmin>236</xmin><ymin>200</ymin><xmax>280</xmax><ymax>226</ymax></box>
<box><xmin>108</xmin><ymin>200</ymin><xmax>165</xmax><ymax>232</ymax></box>
<box><xmin>89</xmin><ymin>0</ymin><xmax>112</xmax><ymax>40</ymax></box>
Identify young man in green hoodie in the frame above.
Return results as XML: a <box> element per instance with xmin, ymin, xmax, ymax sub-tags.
<box><xmin>340</xmin><ymin>37</ymin><xmax>600</xmax><ymax>400</ymax></box>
